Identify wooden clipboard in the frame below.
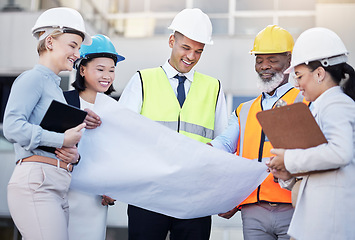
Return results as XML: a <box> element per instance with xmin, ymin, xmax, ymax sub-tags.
<box><xmin>256</xmin><ymin>102</ymin><xmax>327</xmax><ymax>149</ymax></box>
<box><xmin>257</xmin><ymin>102</ymin><xmax>332</xmax><ymax>176</ymax></box>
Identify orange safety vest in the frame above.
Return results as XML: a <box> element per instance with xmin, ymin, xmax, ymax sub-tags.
<box><xmin>236</xmin><ymin>87</ymin><xmax>307</xmax><ymax>206</ymax></box>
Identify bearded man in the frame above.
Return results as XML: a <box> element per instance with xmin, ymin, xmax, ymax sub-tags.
<box><xmin>209</xmin><ymin>25</ymin><xmax>308</xmax><ymax>240</ymax></box>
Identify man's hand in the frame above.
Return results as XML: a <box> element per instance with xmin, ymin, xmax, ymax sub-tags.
<box><xmin>218</xmin><ymin>206</ymin><xmax>239</xmax><ymax>219</ymax></box>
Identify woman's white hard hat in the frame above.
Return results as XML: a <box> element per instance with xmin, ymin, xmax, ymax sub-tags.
<box><xmin>32</xmin><ymin>7</ymin><xmax>92</xmax><ymax>45</ymax></box>
<box><xmin>285</xmin><ymin>27</ymin><xmax>348</xmax><ymax>74</ymax></box>
<box><xmin>168</xmin><ymin>8</ymin><xmax>213</xmax><ymax>45</ymax></box>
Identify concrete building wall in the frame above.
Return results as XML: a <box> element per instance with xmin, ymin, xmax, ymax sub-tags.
<box><xmin>316</xmin><ymin>3</ymin><xmax>355</xmax><ymax>67</ymax></box>
<box><xmin>1</xmin><ymin>4</ymin><xmax>354</xmax><ymax>96</ymax></box>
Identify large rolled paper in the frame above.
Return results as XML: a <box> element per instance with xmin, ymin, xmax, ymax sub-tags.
<box><xmin>71</xmin><ymin>93</ymin><xmax>269</xmax><ymax>219</ymax></box>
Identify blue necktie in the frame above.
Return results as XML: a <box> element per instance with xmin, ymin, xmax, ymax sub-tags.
<box><xmin>176</xmin><ymin>75</ymin><xmax>186</xmax><ymax>107</ymax></box>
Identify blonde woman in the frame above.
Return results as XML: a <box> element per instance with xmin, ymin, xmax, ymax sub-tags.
<box><xmin>3</xmin><ymin>7</ymin><xmax>91</xmax><ymax>240</ymax></box>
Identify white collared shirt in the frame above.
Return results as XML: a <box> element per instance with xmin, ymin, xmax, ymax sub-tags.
<box><xmin>261</xmin><ymin>82</ymin><xmax>294</xmax><ymax>110</ymax></box>
<box><xmin>119</xmin><ymin>60</ymin><xmax>228</xmax><ymax>137</ymax></box>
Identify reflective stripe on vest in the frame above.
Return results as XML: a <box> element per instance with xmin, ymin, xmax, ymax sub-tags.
<box><xmin>237</xmin><ymin>99</ymin><xmax>254</xmax><ymax>157</ymax></box>
<box><xmin>139</xmin><ymin>67</ymin><xmax>220</xmax><ymax>143</ymax></box>
<box><xmin>236</xmin><ymin>87</ymin><xmax>307</xmax><ymax>206</ymax></box>
<box><xmin>156</xmin><ymin>121</ymin><xmax>215</xmax><ymax>140</ymax></box>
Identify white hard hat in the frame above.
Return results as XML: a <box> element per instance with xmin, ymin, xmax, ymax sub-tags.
<box><xmin>285</xmin><ymin>27</ymin><xmax>348</xmax><ymax>73</ymax></box>
<box><xmin>32</xmin><ymin>7</ymin><xmax>92</xmax><ymax>45</ymax></box>
<box><xmin>168</xmin><ymin>8</ymin><xmax>213</xmax><ymax>45</ymax></box>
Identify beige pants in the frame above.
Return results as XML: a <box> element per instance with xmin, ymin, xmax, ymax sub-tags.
<box><xmin>7</xmin><ymin>162</ymin><xmax>71</xmax><ymax>240</ymax></box>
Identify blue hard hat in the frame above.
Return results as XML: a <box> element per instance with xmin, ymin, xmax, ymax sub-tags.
<box><xmin>74</xmin><ymin>34</ymin><xmax>125</xmax><ymax>68</ymax></box>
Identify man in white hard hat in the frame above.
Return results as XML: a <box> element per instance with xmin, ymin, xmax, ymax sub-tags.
<box><xmin>209</xmin><ymin>25</ymin><xmax>308</xmax><ymax>240</ymax></box>
<box><xmin>119</xmin><ymin>8</ymin><xmax>228</xmax><ymax>240</ymax></box>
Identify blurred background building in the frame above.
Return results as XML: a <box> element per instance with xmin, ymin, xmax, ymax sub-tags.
<box><xmin>0</xmin><ymin>0</ymin><xmax>354</xmax><ymax>239</ymax></box>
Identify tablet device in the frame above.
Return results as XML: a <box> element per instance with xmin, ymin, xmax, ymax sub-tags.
<box><xmin>38</xmin><ymin>100</ymin><xmax>87</xmax><ymax>153</ymax></box>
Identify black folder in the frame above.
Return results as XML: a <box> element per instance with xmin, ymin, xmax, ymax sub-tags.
<box><xmin>38</xmin><ymin>100</ymin><xmax>87</xmax><ymax>153</ymax></box>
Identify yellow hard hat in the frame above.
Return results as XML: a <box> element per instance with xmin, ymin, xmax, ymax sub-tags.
<box><xmin>250</xmin><ymin>25</ymin><xmax>294</xmax><ymax>54</ymax></box>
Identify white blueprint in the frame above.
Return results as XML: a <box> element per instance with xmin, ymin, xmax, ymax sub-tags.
<box><xmin>70</xmin><ymin>93</ymin><xmax>268</xmax><ymax>219</ymax></box>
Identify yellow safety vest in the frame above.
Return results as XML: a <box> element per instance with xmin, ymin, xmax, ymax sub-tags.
<box><xmin>139</xmin><ymin>67</ymin><xmax>220</xmax><ymax>143</ymax></box>
<box><xmin>236</xmin><ymin>87</ymin><xmax>307</xmax><ymax>206</ymax></box>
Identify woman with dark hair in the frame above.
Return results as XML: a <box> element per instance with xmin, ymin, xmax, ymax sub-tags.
<box><xmin>64</xmin><ymin>34</ymin><xmax>125</xmax><ymax>240</ymax></box>
<box><xmin>267</xmin><ymin>27</ymin><xmax>355</xmax><ymax>239</ymax></box>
